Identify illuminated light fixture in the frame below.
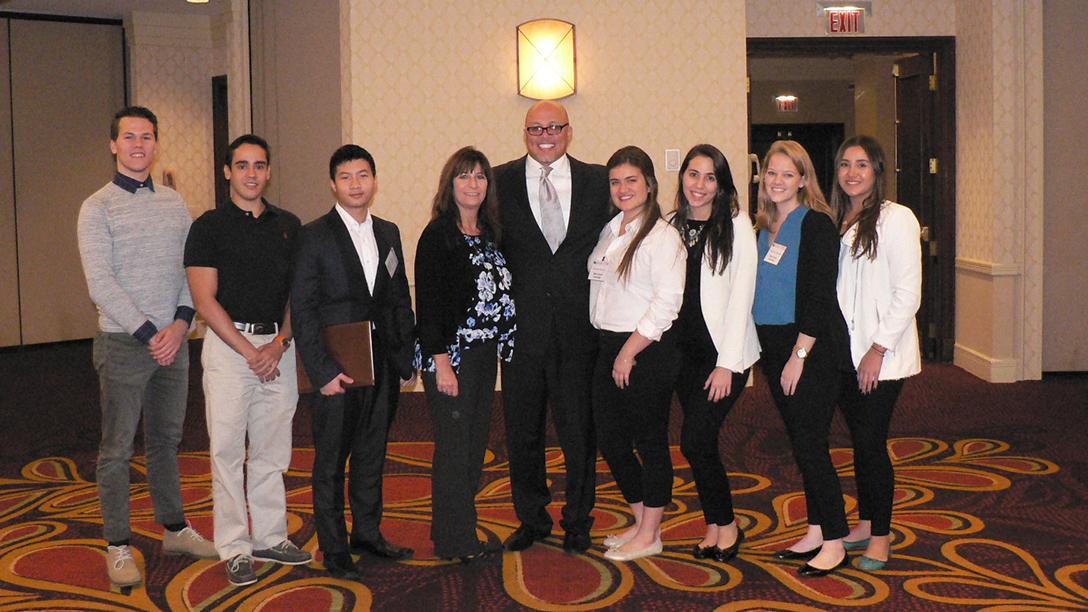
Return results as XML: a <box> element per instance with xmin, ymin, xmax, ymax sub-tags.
<box><xmin>775</xmin><ymin>95</ymin><xmax>799</xmax><ymax>112</ymax></box>
<box><xmin>816</xmin><ymin>1</ymin><xmax>871</xmax><ymax>34</ymax></box>
<box><xmin>187</xmin><ymin>0</ymin><xmax>209</xmax><ymax>4</ymax></box>
<box><xmin>517</xmin><ymin>19</ymin><xmax>576</xmax><ymax>100</ymax></box>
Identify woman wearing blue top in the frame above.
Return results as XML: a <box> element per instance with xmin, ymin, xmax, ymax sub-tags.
<box><xmin>831</xmin><ymin>136</ymin><xmax>922</xmax><ymax>571</ymax></box>
<box><xmin>753</xmin><ymin>140</ymin><xmax>850</xmax><ymax>576</ymax></box>
<box><xmin>667</xmin><ymin>145</ymin><xmax>760</xmax><ymax>562</ymax></box>
<box><xmin>415</xmin><ymin>147</ymin><xmax>515</xmax><ymax>563</ymax></box>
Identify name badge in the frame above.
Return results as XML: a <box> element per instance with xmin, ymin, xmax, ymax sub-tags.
<box><xmin>589</xmin><ymin>258</ymin><xmax>609</xmax><ymax>281</ymax></box>
<box><xmin>763</xmin><ymin>242</ymin><xmax>787</xmax><ymax>265</ymax></box>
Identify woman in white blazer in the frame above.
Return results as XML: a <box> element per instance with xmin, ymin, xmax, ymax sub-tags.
<box><xmin>830</xmin><ymin>135</ymin><xmax>922</xmax><ymax>572</ymax></box>
<box><xmin>668</xmin><ymin>145</ymin><xmax>760</xmax><ymax>563</ymax></box>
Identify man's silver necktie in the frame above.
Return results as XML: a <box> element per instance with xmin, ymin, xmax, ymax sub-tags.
<box><xmin>539</xmin><ymin>164</ymin><xmax>565</xmax><ymax>253</ymax></box>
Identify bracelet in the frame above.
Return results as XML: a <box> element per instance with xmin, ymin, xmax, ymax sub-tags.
<box><xmin>871</xmin><ymin>344</ymin><xmax>887</xmax><ymax>356</ymax></box>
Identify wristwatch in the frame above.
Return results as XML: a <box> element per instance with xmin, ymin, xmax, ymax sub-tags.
<box><xmin>275</xmin><ymin>334</ymin><xmax>291</xmax><ymax>349</ymax></box>
<box><xmin>795</xmin><ymin>346</ymin><xmax>808</xmax><ymax>360</ymax></box>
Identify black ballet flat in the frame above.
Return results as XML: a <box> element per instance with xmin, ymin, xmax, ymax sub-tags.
<box><xmin>799</xmin><ymin>554</ymin><xmax>850</xmax><ymax>577</ymax></box>
<box><xmin>691</xmin><ymin>544</ymin><xmax>720</xmax><ymax>559</ymax></box>
<box><xmin>774</xmin><ymin>547</ymin><xmax>820</xmax><ymax>561</ymax></box>
<box><xmin>714</xmin><ymin>529</ymin><xmax>745</xmax><ymax>563</ymax></box>
<box><xmin>445</xmin><ymin>540</ymin><xmax>501</xmax><ymax>564</ymax></box>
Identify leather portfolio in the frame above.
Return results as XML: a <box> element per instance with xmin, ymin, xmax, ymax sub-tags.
<box><xmin>297</xmin><ymin>321</ymin><xmax>375</xmax><ymax>393</ymax></box>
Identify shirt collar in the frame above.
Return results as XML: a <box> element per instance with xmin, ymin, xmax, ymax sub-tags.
<box><xmin>525</xmin><ymin>153</ymin><xmax>570</xmax><ymax>178</ymax></box>
<box><xmin>608</xmin><ymin>210</ymin><xmax>644</xmax><ymax>236</ymax></box>
<box><xmin>112</xmin><ymin>171</ymin><xmax>155</xmax><ymax>193</ymax></box>
<box><xmin>223</xmin><ymin>198</ymin><xmax>277</xmax><ymax>220</ymax></box>
<box><xmin>335</xmin><ymin>203</ymin><xmax>372</xmax><ymax>231</ymax></box>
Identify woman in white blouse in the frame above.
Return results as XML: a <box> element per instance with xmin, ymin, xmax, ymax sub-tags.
<box><xmin>668</xmin><ymin>145</ymin><xmax>760</xmax><ymax>563</ymax></box>
<box><xmin>830</xmin><ymin>135</ymin><xmax>922</xmax><ymax>572</ymax></box>
<box><xmin>589</xmin><ymin>145</ymin><xmax>685</xmax><ymax>562</ymax></box>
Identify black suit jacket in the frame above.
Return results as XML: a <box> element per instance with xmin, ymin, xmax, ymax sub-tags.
<box><xmin>291</xmin><ymin>208</ymin><xmax>416</xmax><ymax>389</ymax></box>
<box><xmin>794</xmin><ymin>210</ymin><xmax>851</xmax><ymax>371</ymax></box>
<box><xmin>494</xmin><ymin>155</ymin><xmax>610</xmax><ymax>354</ymax></box>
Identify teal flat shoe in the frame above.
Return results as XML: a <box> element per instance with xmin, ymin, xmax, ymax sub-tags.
<box><xmin>843</xmin><ymin>537</ymin><xmax>870</xmax><ymax>551</ymax></box>
<box><xmin>857</xmin><ymin>555</ymin><xmax>887</xmax><ymax>571</ymax></box>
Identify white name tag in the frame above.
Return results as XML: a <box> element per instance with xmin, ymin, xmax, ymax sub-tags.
<box><xmin>589</xmin><ymin>258</ymin><xmax>609</xmax><ymax>281</ymax></box>
<box><xmin>763</xmin><ymin>242</ymin><xmax>787</xmax><ymax>266</ymax></box>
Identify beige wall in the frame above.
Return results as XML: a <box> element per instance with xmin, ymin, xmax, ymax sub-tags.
<box><xmin>0</xmin><ymin>22</ymin><xmax>16</xmax><ymax>346</ymax></box>
<box><xmin>250</xmin><ymin>0</ymin><xmax>342</xmax><ymax>223</ymax></box>
<box><xmin>126</xmin><ymin>12</ymin><xmax>217</xmax><ymax>217</ymax></box>
<box><xmin>1042</xmin><ymin>0</ymin><xmax>1088</xmax><ymax>371</ymax></box>
<box><xmin>852</xmin><ymin>54</ymin><xmax>897</xmax><ymax>202</ymax></box>
<box><xmin>953</xmin><ymin>0</ymin><xmax>1044</xmax><ymax>381</ymax></box>
<box><xmin>343</xmin><ymin>0</ymin><xmax>750</xmax><ymax>286</ymax></box>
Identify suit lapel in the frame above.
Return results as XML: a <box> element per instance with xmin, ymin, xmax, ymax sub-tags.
<box><xmin>371</xmin><ymin>218</ymin><xmax>392</xmax><ymax>298</ymax></box>
<box><xmin>564</xmin><ymin>157</ymin><xmax>589</xmax><ymax>249</ymax></box>
<box><xmin>326</xmin><ymin>209</ymin><xmax>372</xmax><ymax>300</ymax></box>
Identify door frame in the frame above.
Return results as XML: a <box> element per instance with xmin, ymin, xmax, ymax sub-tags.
<box><xmin>747</xmin><ymin>36</ymin><xmax>956</xmax><ymax>361</ymax></box>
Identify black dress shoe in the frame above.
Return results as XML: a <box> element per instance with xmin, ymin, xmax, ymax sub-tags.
<box><xmin>774</xmin><ymin>546</ymin><xmax>820</xmax><ymax>561</ymax></box>
<box><xmin>504</xmin><ymin>525</ymin><xmax>549</xmax><ymax>551</ymax></box>
<box><xmin>691</xmin><ymin>544</ymin><xmax>720</xmax><ymax>559</ymax></box>
<box><xmin>445</xmin><ymin>540</ymin><xmax>502</xmax><ymax>564</ymax></box>
<box><xmin>562</xmin><ymin>531</ymin><xmax>591</xmax><ymax>553</ymax></box>
<box><xmin>799</xmin><ymin>554</ymin><xmax>850</xmax><ymax>577</ymax></box>
<box><xmin>350</xmin><ymin>536</ymin><xmax>414</xmax><ymax>560</ymax></box>
<box><xmin>714</xmin><ymin>529</ymin><xmax>745</xmax><ymax>563</ymax></box>
<box><xmin>323</xmin><ymin>552</ymin><xmax>360</xmax><ymax>580</ymax></box>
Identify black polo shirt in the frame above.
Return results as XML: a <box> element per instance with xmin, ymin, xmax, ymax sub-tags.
<box><xmin>184</xmin><ymin>199</ymin><xmax>301</xmax><ymax>324</ymax></box>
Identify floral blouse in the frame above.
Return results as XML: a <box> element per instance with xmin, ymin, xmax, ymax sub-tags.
<box><xmin>415</xmin><ymin>235</ymin><xmax>516</xmax><ymax>372</ymax></box>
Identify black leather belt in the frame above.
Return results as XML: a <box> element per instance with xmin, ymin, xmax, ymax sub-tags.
<box><xmin>233</xmin><ymin>321</ymin><xmax>279</xmax><ymax>335</ymax></box>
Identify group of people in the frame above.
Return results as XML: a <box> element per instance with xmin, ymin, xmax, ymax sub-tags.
<box><xmin>77</xmin><ymin>99</ymin><xmax>920</xmax><ymax>589</ymax></box>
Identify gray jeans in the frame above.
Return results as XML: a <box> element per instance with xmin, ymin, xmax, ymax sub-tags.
<box><xmin>93</xmin><ymin>332</ymin><xmax>188</xmax><ymax>542</ymax></box>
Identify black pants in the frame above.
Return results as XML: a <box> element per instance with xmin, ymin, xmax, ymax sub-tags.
<box><xmin>839</xmin><ymin>374</ymin><xmax>904</xmax><ymax>537</ymax></box>
<box><xmin>593</xmin><ymin>331</ymin><xmax>679</xmax><ymax>509</ymax></box>
<box><xmin>501</xmin><ymin>339</ymin><xmax>597</xmax><ymax>536</ymax></box>
<box><xmin>310</xmin><ymin>355</ymin><xmax>398</xmax><ymax>555</ymax></box>
<box><xmin>757</xmin><ymin>324</ymin><xmax>848</xmax><ymax>541</ymax></box>
<box><xmin>423</xmin><ymin>342</ymin><xmax>497</xmax><ymax>558</ymax></box>
<box><xmin>676</xmin><ymin>354</ymin><xmax>750</xmax><ymax>526</ymax></box>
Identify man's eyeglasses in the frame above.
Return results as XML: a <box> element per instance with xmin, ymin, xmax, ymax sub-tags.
<box><xmin>525</xmin><ymin>123</ymin><xmax>569</xmax><ymax>136</ymax></box>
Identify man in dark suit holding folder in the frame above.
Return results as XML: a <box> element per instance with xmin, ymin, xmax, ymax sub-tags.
<box><xmin>291</xmin><ymin>144</ymin><xmax>416</xmax><ymax>580</ymax></box>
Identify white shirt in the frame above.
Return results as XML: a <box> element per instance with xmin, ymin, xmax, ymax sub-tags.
<box><xmin>335</xmin><ymin>203</ymin><xmax>379</xmax><ymax>293</ymax></box>
<box><xmin>588</xmin><ymin>212</ymin><xmax>685</xmax><ymax>341</ymax></box>
<box><xmin>836</xmin><ymin>201</ymin><xmax>922</xmax><ymax>380</ymax></box>
<box><xmin>525</xmin><ymin>154</ymin><xmax>573</xmax><ymax>230</ymax></box>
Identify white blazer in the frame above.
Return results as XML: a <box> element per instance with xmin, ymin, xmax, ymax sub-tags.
<box><xmin>836</xmin><ymin>201</ymin><xmax>922</xmax><ymax>380</ymax></box>
<box><xmin>699</xmin><ymin>211</ymin><xmax>761</xmax><ymax>372</ymax></box>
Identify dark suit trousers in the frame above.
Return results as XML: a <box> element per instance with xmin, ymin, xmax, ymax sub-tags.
<box><xmin>423</xmin><ymin>342</ymin><xmax>497</xmax><ymax>558</ymax></box>
<box><xmin>501</xmin><ymin>337</ymin><xmax>597</xmax><ymax>536</ymax></box>
<box><xmin>310</xmin><ymin>356</ymin><xmax>398</xmax><ymax>554</ymax></box>
<box><xmin>757</xmin><ymin>323</ymin><xmax>848</xmax><ymax>541</ymax></box>
<box><xmin>839</xmin><ymin>375</ymin><xmax>903</xmax><ymax>537</ymax></box>
<box><xmin>677</xmin><ymin>357</ymin><xmax>750</xmax><ymax>526</ymax></box>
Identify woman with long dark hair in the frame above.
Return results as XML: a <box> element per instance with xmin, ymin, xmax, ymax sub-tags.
<box><xmin>752</xmin><ymin>140</ymin><xmax>851</xmax><ymax>576</ymax></box>
<box><xmin>668</xmin><ymin>144</ymin><xmax>760</xmax><ymax>562</ymax></box>
<box><xmin>414</xmin><ymin>146</ymin><xmax>514</xmax><ymax>563</ymax></box>
<box><xmin>830</xmin><ymin>135</ymin><xmax>921</xmax><ymax>571</ymax></box>
<box><xmin>590</xmin><ymin>146</ymin><xmax>685</xmax><ymax>562</ymax></box>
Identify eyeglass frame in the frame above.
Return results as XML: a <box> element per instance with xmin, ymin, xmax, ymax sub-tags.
<box><xmin>525</xmin><ymin>123</ymin><xmax>570</xmax><ymax>136</ymax></box>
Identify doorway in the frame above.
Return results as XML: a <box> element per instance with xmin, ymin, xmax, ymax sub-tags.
<box><xmin>748</xmin><ymin>37</ymin><xmax>956</xmax><ymax>362</ymax></box>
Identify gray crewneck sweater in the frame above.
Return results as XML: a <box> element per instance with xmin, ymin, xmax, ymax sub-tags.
<box><xmin>77</xmin><ymin>181</ymin><xmax>194</xmax><ymax>338</ymax></box>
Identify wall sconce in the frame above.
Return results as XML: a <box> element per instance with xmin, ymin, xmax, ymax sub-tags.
<box><xmin>517</xmin><ymin>19</ymin><xmax>576</xmax><ymax>100</ymax></box>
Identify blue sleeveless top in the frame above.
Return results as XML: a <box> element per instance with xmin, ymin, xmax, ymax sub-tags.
<box><xmin>753</xmin><ymin>206</ymin><xmax>809</xmax><ymax>325</ymax></box>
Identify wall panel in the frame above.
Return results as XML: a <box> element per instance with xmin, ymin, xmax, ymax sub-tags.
<box><xmin>10</xmin><ymin>20</ymin><xmax>124</xmax><ymax>344</ymax></box>
<box><xmin>0</xmin><ymin>20</ymin><xmax>18</xmax><ymax>347</ymax></box>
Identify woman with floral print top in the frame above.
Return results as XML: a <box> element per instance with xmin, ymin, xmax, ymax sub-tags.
<box><xmin>414</xmin><ymin>147</ymin><xmax>514</xmax><ymax>562</ymax></box>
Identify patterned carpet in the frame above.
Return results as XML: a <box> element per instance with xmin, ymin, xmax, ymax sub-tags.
<box><xmin>0</xmin><ymin>341</ymin><xmax>1085</xmax><ymax>610</ymax></box>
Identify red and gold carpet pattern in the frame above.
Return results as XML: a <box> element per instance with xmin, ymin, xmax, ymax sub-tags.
<box><xmin>0</xmin><ymin>342</ymin><xmax>1085</xmax><ymax>610</ymax></box>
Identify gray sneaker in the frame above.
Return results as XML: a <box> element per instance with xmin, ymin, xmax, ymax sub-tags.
<box><xmin>226</xmin><ymin>554</ymin><xmax>258</xmax><ymax>586</ymax></box>
<box><xmin>252</xmin><ymin>540</ymin><xmax>313</xmax><ymax>565</ymax></box>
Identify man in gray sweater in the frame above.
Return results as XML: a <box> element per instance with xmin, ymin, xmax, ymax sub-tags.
<box><xmin>77</xmin><ymin>106</ymin><xmax>217</xmax><ymax>588</ymax></box>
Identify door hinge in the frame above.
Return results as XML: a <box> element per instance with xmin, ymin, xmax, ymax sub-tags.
<box><xmin>929</xmin><ymin>241</ymin><xmax>938</xmax><ymax>257</ymax></box>
<box><xmin>929</xmin><ymin>158</ymin><xmax>938</xmax><ymax>174</ymax></box>
<box><xmin>929</xmin><ymin>74</ymin><xmax>937</xmax><ymax>91</ymax></box>
<box><xmin>928</xmin><ymin>322</ymin><xmax>937</xmax><ymax>339</ymax></box>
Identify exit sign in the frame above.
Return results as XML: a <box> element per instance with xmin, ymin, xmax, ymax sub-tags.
<box><xmin>826</xmin><ymin>9</ymin><xmax>864</xmax><ymax>34</ymax></box>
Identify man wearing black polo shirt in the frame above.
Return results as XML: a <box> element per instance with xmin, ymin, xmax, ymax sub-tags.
<box><xmin>184</xmin><ymin>134</ymin><xmax>310</xmax><ymax>586</ymax></box>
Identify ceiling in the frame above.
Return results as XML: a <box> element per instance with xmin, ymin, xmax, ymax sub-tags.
<box><xmin>0</xmin><ymin>0</ymin><xmax>216</xmax><ymax>20</ymax></box>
